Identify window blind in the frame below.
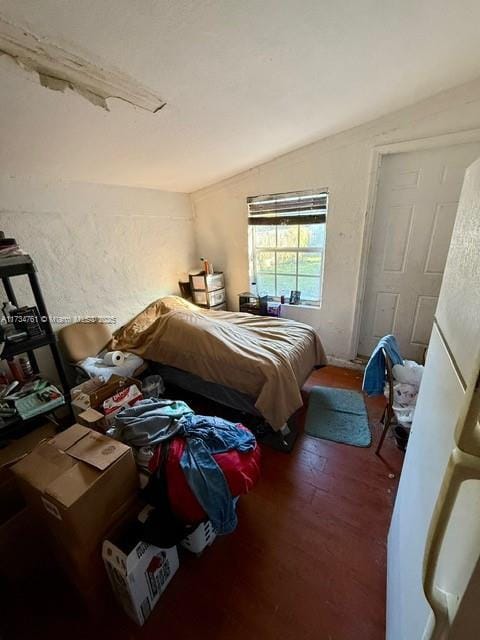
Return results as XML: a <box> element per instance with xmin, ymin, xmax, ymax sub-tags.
<box><xmin>247</xmin><ymin>189</ymin><xmax>328</xmax><ymax>226</ymax></box>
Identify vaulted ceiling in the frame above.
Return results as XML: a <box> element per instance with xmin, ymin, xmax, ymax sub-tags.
<box><xmin>1</xmin><ymin>0</ymin><xmax>480</xmax><ymax>192</ymax></box>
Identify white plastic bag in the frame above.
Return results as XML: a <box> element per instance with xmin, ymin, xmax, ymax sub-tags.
<box><xmin>392</xmin><ymin>359</ymin><xmax>424</xmax><ymax>387</ymax></box>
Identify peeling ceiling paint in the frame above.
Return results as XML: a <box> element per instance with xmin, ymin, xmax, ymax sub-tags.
<box><xmin>0</xmin><ymin>14</ymin><xmax>166</xmax><ymax>112</ymax></box>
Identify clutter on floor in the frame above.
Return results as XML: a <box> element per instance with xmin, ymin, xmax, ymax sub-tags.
<box><xmin>5</xmin><ymin>366</ymin><xmax>261</xmax><ymax>625</ymax></box>
<box><xmin>110</xmin><ymin>397</ymin><xmax>261</xmax><ymax>536</ymax></box>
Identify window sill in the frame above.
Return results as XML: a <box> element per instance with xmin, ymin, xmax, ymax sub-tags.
<box><xmin>281</xmin><ymin>302</ymin><xmax>321</xmax><ymax>310</ymax></box>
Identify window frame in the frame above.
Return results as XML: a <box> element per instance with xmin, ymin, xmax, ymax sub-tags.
<box><xmin>247</xmin><ymin>190</ymin><xmax>328</xmax><ymax>306</ymax></box>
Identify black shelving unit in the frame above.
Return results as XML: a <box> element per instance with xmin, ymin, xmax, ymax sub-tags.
<box><xmin>0</xmin><ymin>254</ymin><xmax>73</xmax><ymax>436</ymax></box>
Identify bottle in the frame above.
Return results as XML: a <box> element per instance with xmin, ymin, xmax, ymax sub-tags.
<box><xmin>8</xmin><ymin>357</ymin><xmax>25</xmax><ymax>382</ymax></box>
<box><xmin>0</xmin><ymin>359</ymin><xmax>13</xmax><ymax>384</ymax></box>
<box><xmin>19</xmin><ymin>354</ymin><xmax>33</xmax><ymax>379</ymax></box>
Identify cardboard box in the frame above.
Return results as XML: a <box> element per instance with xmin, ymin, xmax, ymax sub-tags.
<box><xmin>70</xmin><ymin>376</ymin><xmax>107</xmax><ymax>418</ymax></box>
<box><xmin>103</xmin><ymin>533</ymin><xmax>179</xmax><ymax>625</ymax></box>
<box><xmin>11</xmin><ymin>425</ymin><xmax>138</xmax><ymax>580</ymax></box>
<box><xmin>103</xmin><ymin>383</ymin><xmax>142</xmax><ymax>424</ymax></box>
<box><xmin>77</xmin><ymin>407</ymin><xmax>106</xmax><ymax>430</ymax></box>
<box><xmin>0</xmin><ymin>505</ymin><xmax>55</xmax><ymax>582</ymax></box>
<box><xmin>77</xmin><ymin>383</ymin><xmax>142</xmax><ymax>431</ymax></box>
<box><xmin>71</xmin><ymin>375</ymin><xmax>141</xmax><ymax>419</ymax></box>
<box><xmin>54</xmin><ymin>496</ymin><xmax>142</xmax><ymax>610</ymax></box>
<box><xmin>0</xmin><ymin>423</ymin><xmax>57</xmax><ymax>525</ymax></box>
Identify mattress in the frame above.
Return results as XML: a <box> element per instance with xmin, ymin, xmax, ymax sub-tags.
<box><xmin>111</xmin><ymin>296</ymin><xmax>327</xmax><ymax>430</ymax></box>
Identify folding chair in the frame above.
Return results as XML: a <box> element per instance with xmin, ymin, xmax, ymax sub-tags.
<box><xmin>375</xmin><ymin>348</ymin><xmax>395</xmax><ymax>455</ymax></box>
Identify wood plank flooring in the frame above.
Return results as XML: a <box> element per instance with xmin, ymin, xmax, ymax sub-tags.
<box><xmin>1</xmin><ymin>365</ymin><xmax>403</xmax><ymax>640</ymax></box>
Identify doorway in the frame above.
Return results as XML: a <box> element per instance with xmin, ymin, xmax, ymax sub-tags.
<box><xmin>358</xmin><ymin>142</ymin><xmax>480</xmax><ymax>360</ymax></box>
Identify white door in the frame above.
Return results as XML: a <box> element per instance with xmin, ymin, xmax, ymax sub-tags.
<box><xmin>358</xmin><ymin>142</ymin><xmax>480</xmax><ymax>360</ymax></box>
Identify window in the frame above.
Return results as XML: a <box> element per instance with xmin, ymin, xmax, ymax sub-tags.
<box><xmin>247</xmin><ymin>189</ymin><xmax>327</xmax><ymax>305</ymax></box>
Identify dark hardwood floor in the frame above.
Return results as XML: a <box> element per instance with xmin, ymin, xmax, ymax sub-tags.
<box><xmin>2</xmin><ymin>366</ymin><xmax>403</xmax><ymax>640</ymax></box>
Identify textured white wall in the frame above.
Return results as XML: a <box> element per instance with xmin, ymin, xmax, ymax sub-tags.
<box><xmin>0</xmin><ymin>176</ymin><xmax>196</xmax><ymax>378</ymax></box>
<box><xmin>191</xmin><ymin>78</ymin><xmax>480</xmax><ymax>363</ymax></box>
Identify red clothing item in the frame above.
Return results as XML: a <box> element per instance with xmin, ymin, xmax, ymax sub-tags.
<box><xmin>149</xmin><ymin>426</ymin><xmax>261</xmax><ymax>524</ymax></box>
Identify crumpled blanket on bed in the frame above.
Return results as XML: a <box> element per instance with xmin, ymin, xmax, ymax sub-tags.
<box><xmin>111</xmin><ymin>296</ymin><xmax>327</xmax><ymax>430</ymax></box>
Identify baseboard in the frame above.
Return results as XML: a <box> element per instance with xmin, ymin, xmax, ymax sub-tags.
<box><xmin>326</xmin><ymin>356</ymin><xmax>365</xmax><ymax>371</ymax></box>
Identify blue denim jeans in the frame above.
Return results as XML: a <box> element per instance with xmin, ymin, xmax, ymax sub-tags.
<box><xmin>178</xmin><ymin>415</ymin><xmax>256</xmax><ymax>534</ymax></box>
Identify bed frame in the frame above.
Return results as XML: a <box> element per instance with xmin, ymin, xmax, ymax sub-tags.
<box><xmin>150</xmin><ymin>362</ymin><xmax>298</xmax><ymax>452</ymax></box>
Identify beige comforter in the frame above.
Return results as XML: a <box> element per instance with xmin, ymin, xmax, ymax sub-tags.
<box><xmin>111</xmin><ymin>296</ymin><xmax>327</xmax><ymax>430</ymax></box>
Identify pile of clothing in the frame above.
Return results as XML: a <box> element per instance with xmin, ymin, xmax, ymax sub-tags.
<box><xmin>109</xmin><ymin>398</ymin><xmax>261</xmax><ymax>546</ymax></box>
<box><xmin>390</xmin><ymin>360</ymin><xmax>424</xmax><ymax>425</ymax></box>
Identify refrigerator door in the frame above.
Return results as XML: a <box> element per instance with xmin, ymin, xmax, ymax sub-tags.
<box><xmin>436</xmin><ymin>156</ymin><xmax>480</xmax><ymax>389</ymax></box>
<box><xmin>422</xmin><ymin>429</ymin><xmax>480</xmax><ymax>640</ymax></box>
<box><xmin>387</xmin><ymin>323</ymin><xmax>465</xmax><ymax>640</ymax></box>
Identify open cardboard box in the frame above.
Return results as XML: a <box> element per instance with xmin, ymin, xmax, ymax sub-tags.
<box><xmin>11</xmin><ymin>424</ymin><xmax>139</xmax><ymax>595</ymax></box>
<box><xmin>71</xmin><ymin>374</ymin><xmax>141</xmax><ymax>418</ymax></box>
<box><xmin>72</xmin><ymin>374</ymin><xmax>142</xmax><ymax>430</ymax></box>
<box><xmin>103</xmin><ymin>511</ymin><xmax>179</xmax><ymax>626</ymax></box>
<box><xmin>77</xmin><ymin>383</ymin><xmax>142</xmax><ymax>432</ymax></box>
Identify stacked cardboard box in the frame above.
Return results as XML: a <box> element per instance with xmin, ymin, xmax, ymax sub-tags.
<box><xmin>11</xmin><ymin>425</ymin><xmax>139</xmax><ymax>602</ymax></box>
<box><xmin>0</xmin><ymin>424</ymin><xmax>57</xmax><ymax>581</ymax></box>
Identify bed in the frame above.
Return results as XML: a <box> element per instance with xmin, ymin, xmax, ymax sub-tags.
<box><xmin>111</xmin><ymin>296</ymin><xmax>327</xmax><ymax>431</ymax></box>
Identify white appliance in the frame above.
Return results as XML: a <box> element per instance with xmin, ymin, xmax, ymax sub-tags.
<box><xmin>387</xmin><ymin>156</ymin><xmax>480</xmax><ymax>640</ymax></box>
